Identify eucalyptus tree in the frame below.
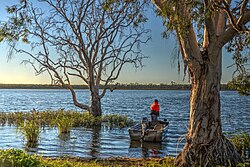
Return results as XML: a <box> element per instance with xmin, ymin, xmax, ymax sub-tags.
<box><xmin>151</xmin><ymin>0</ymin><xmax>249</xmax><ymax>166</ymax></box>
<box><xmin>1</xmin><ymin>0</ymin><xmax>150</xmax><ymax>116</ymax></box>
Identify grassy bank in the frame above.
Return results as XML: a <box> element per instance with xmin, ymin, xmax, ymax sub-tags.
<box><xmin>0</xmin><ymin>149</ymin><xmax>175</xmax><ymax>167</ymax></box>
<box><xmin>1</xmin><ymin>149</ymin><xmax>250</xmax><ymax>167</ymax></box>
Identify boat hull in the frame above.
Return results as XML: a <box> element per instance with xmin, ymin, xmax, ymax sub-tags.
<box><xmin>128</xmin><ymin>121</ymin><xmax>168</xmax><ymax>142</ymax></box>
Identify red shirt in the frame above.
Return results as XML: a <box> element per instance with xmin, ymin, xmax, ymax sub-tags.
<box><xmin>150</xmin><ymin>102</ymin><xmax>160</xmax><ymax>113</ymax></box>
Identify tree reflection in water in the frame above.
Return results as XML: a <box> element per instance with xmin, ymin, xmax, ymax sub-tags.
<box><xmin>88</xmin><ymin>126</ymin><xmax>101</xmax><ymax>158</ymax></box>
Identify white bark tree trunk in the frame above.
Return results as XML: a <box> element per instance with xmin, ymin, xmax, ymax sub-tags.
<box><xmin>151</xmin><ymin>0</ymin><xmax>249</xmax><ymax>166</ymax></box>
<box><xmin>175</xmin><ymin>47</ymin><xmax>242</xmax><ymax>166</ymax></box>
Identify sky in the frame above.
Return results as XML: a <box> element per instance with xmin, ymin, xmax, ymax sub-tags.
<box><xmin>0</xmin><ymin>1</ymin><xmax>236</xmax><ymax>85</ymax></box>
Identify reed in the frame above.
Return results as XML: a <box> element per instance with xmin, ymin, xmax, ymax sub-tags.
<box><xmin>7</xmin><ymin>112</ymin><xmax>26</xmax><ymax>125</ymax></box>
<box><xmin>102</xmin><ymin>114</ymin><xmax>134</xmax><ymax>128</ymax></box>
<box><xmin>0</xmin><ymin>112</ymin><xmax>7</xmax><ymax>126</ymax></box>
<box><xmin>53</xmin><ymin>110</ymin><xmax>73</xmax><ymax>135</ymax></box>
<box><xmin>18</xmin><ymin>119</ymin><xmax>40</xmax><ymax>148</ymax></box>
<box><xmin>0</xmin><ymin>109</ymin><xmax>134</xmax><ymax>130</ymax></box>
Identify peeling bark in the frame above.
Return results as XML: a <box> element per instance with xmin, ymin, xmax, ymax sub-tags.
<box><xmin>151</xmin><ymin>0</ymin><xmax>247</xmax><ymax>165</ymax></box>
<box><xmin>175</xmin><ymin>49</ymin><xmax>242</xmax><ymax>167</ymax></box>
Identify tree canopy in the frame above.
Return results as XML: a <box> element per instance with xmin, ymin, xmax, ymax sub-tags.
<box><xmin>153</xmin><ymin>0</ymin><xmax>249</xmax><ymax>95</ymax></box>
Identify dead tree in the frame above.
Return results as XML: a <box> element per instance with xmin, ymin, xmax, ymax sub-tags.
<box><xmin>2</xmin><ymin>0</ymin><xmax>150</xmax><ymax>116</ymax></box>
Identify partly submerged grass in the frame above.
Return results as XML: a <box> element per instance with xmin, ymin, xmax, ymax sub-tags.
<box><xmin>0</xmin><ymin>110</ymin><xmax>134</xmax><ymax>148</ymax></box>
<box><xmin>0</xmin><ymin>109</ymin><xmax>134</xmax><ymax>128</ymax></box>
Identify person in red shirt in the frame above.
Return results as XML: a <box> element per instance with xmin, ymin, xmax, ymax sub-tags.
<box><xmin>150</xmin><ymin>99</ymin><xmax>160</xmax><ymax>122</ymax></box>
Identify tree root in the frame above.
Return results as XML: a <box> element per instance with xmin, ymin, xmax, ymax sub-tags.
<box><xmin>175</xmin><ymin>136</ymin><xmax>243</xmax><ymax>167</ymax></box>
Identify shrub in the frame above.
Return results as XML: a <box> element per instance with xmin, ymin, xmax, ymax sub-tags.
<box><xmin>230</xmin><ymin>132</ymin><xmax>250</xmax><ymax>159</ymax></box>
<box><xmin>0</xmin><ymin>149</ymin><xmax>42</xmax><ymax>167</ymax></box>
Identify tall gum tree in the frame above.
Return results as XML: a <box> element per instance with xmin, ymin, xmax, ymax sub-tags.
<box><xmin>151</xmin><ymin>0</ymin><xmax>249</xmax><ymax>166</ymax></box>
<box><xmin>0</xmin><ymin>0</ymin><xmax>150</xmax><ymax>116</ymax></box>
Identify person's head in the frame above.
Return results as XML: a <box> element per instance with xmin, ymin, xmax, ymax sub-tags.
<box><xmin>154</xmin><ymin>99</ymin><xmax>158</xmax><ymax>103</ymax></box>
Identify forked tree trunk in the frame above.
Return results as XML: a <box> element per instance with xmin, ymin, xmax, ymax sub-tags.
<box><xmin>175</xmin><ymin>49</ymin><xmax>242</xmax><ymax>166</ymax></box>
<box><xmin>90</xmin><ymin>90</ymin><xmax>102</xmax><ymax>117</ymax></box>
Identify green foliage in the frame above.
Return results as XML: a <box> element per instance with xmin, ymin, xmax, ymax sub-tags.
<box><xmin>0</xmin><ymin>149</ymin><xmax>42</xmax><ymax>167</ymax></box>
<box><xmin>228</xmin><ymin>74</ymin><xmax>250</xmax><ymax>96</ymax></box>
<box><xmin>0</xmin><ymin>1</ymin><xmax>30</xmax><ymax>43</ymax></box>
<box><xmin>42</xmin><ymin>158</ymin><xmax>102</xmax><ymax>167</ymax></box>
<box><xmin>158</xmin><ymin>0</ymin><xmax>204</xmax><ymax>39</ymax></box>
<box><xmin>0</xmin><ymin>148</ymin><xmax>249</xmax><ymax>167</ymax></box>
<box><xmin>230</xmin><ymin>132</ymin><xmax>250</xmax><ymax>160</ymax></box>
<box><xmin>226</xmin><ymin>35</ymin><xmax>249</xmax><ymax>97</ymax></box>
<box><xmin>130</xmin><ymin>157</ymin><xmax>175</xmax><ymax>167</ymax></box>
<box><xmin>0</xmin><ymin>149</ymin><xmax>175</xmax><ymax>167</ymax></box>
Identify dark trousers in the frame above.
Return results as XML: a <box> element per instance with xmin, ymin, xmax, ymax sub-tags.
<box><xmin>151</xmin><ymin>114</ymin><xmax>158</xmax><ymax>122</ymax></box>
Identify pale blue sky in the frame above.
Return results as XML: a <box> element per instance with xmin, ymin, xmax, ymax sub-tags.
<box><xmin>0</xmin><ymin>1</ymin><xmax>235</xmax><ymax>84</ymax></box>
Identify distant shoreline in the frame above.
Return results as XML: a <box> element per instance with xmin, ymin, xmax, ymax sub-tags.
<box><xmin>0</xmin><ymin>83</ymin><xmax>232</xmax><ymax>90</ymax></box>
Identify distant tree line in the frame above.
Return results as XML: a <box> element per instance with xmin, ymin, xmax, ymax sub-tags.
<box><xmin>0</xmin><ymin>83</ymin><xmax>233</xmax><ymax>91</ymax></box>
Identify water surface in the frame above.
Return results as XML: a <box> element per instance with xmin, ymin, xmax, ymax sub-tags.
<box><xmin>0</xmin><ymin>89</ymin><xmax>249</xmax><ymax>158</ymax></box>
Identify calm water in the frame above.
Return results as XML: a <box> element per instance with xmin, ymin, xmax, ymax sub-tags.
<box><xmin>0</xmin><ymin>89</ymin><xmax>249</xmax><ymax>158</ymax></box>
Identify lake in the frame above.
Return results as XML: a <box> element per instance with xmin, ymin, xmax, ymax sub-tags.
<box><xmin>0</xmin><ymin>89</ymin><xmax>249</xmax><ymax>158</ymax></box>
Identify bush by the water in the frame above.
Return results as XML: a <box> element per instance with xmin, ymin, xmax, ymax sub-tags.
<box><xmin>0</xmin><ymin>149</ymin><xmax>41</xmax><ymax>167</ymax></box>
<box><xmin>230</xmin><ymin>132</ymin><xmax>250</xmax><ymax>160</ymax></box>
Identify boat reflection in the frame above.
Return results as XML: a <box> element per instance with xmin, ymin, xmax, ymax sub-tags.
<box><xmin>129</xmin><ymin>141</ymin><xmax>163</xmax><ymax>158</ymax></box>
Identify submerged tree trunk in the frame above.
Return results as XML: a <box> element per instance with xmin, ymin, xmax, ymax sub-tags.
<box><xmin>175</xmin><ymin>48</ymin><xmax>242</xmax><ymax>166</ymax></box>
<box><xmin>90</xmin><ymin>90</ymin><xmax>102</xmax><ymax>117</ymax></box>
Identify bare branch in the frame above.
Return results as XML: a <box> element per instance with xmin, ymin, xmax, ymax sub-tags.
<box><xmin>218</xmin><ymin>10</ymin><xmax>250</xmax><ymax>47</ymax></box>
<box><xmin>3</xmin><ymin>0</ymin><xmax>150</xmax><ymax>115</ymax></box>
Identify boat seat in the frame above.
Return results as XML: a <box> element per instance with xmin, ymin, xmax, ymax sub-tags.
<box><xmin>153</xmin><ymin>123</ymin><xmax>162</xmax><ymax>131</ymax></box>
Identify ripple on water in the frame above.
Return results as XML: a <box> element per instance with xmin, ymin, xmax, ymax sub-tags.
<box><xmin>0</xmin><ymin>90</ymin><xmax>249</xmax><ymax>158</ymax></box>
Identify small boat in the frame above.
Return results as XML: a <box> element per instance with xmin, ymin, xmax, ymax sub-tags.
<box><xmin>128</xmin><ymin>117</ymin><xmax>169</xmax><ymax>142</ymax></box>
